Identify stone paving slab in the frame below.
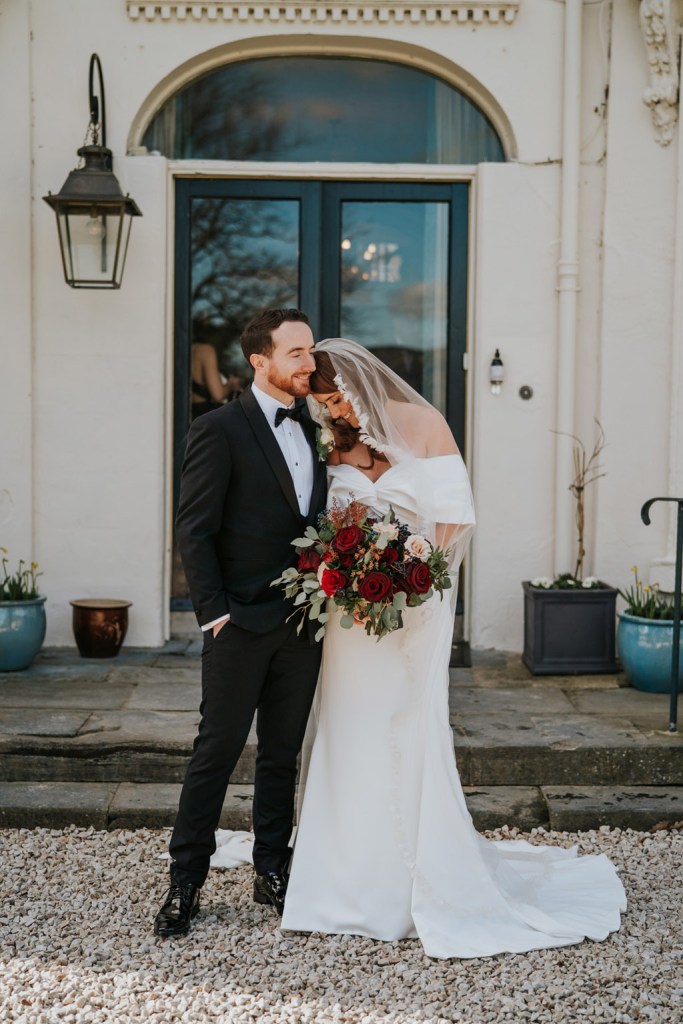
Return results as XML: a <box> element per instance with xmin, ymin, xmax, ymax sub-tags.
<box><xmin>449</xmin><ymin>686</ymin><xmax>576</xmax><ymax>714</ymax></box>
<box><xmin>0</xmin><ymin>782</ymin><xmax>118</xmax><ymax>828</ymax></box>
<box><xmin>0</xmin><ymin>676</ymin><xmax>136</xmax><ymax>709</ymax></box>
<box><xmin>463</xmin><ymin>649</ymin><xmax>625</xmax><ymax>690</ymax></box>
<box><xmin>102</xmin><ymin>665</ymin><xmax>201</xmax><ymax>685</ymax></box>
<box><xmin>465</xmin><ymin>739</ymin><xmax>681</xmax><ymax>787</ymax></box>
<box><xmin>108</xmin><ymin>782</ymin><xmax>253</xmax><ymax>830</ymax></box>
<box><xmin>570</xmin><ymin>687</ymin><xmax>675</xmax><ymax>712</ymax></box>
<box><xmin>542</xmin><ymin>785</ymin><xmax>683</xmax><ymax>831</ymax></box>
<box><xmin>0</xmin><ymin>709</ymin><xmax>91</xmax><ymax>737</ymax></box>
<box><xmin>70</xmin><ymin>709</ymin><xmax>201</xmax><ymax>745</ymax></box>
<box><xmin>122</xmin><ymin>678</ymin><xmax>201</xmax><ymax>711</ymax></box>
<box><xmin>461</xmin><ymin>786</ymin><xmax>547</xmax><ymax>830</ymax></box>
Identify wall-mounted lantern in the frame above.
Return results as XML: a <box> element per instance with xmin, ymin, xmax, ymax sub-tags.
<box><xmin>490</xmin><ymin>349</ymin><xmax>504</xmax><ymax>394</ymax></box>
<box><xmin>42</xmin><ymin>54</ymin><xmax>142</xmax><ymax>289</ymax></box>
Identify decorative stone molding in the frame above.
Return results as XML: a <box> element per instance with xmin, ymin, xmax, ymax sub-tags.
<box><xmin>126</xmin><ymin>0</ymin><xmax>519</xmax><ymax>25</ymax></box>
<box><xmin>639</xmin><ymin>0</ymin><xmax>682</xmax><ymax>146</ymax></box>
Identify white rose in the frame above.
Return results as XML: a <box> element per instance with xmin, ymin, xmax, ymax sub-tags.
<box><xmin>404</xmin><ymin>534</ymin><xmax>432</xmax><ymax>562</ymax></box>
<box><xmin>320</xmin><ymin>427</ymin><xmax>334</xmax><ymax>447</ymax></box>
<box><xmin>375</xmin><ymin>522</ymin><xmax>399</xmax><ymax>541</ymax></box>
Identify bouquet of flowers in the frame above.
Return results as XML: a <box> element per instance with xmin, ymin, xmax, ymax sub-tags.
<box><xmin>271</xmin><ymin>498</ymin><xmax>452</xmax><ymax>642</ymax></box>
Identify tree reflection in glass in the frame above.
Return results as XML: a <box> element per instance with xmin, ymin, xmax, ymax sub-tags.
<box><xmin>144</xmin><ymin>57</ymin><xmax>504</xmax><ymax>165</ymax></box>
<box><xmin>190</xmin><ymin>198</ymin><xmax>299</xmax><ymax>378</ymax></box>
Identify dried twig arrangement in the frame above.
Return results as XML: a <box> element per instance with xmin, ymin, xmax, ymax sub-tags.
<box><xmin>554</xmin><ymin>420</ymin><xmax>607</xmax><ymax>579</ymax></box>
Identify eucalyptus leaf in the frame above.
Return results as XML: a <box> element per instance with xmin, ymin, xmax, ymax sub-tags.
<box><xmin>392</xmin><ymin>591</ymin><xmax>407</xmax><ymax>611</ymax></box>
<box><xmin>340</xmin><ymin>614</ymin><xmax>355</xmax><ymax>629</ymax></box>
<box><xmin>314</xmin><ymin>626</ymin><xmax>326</xmax><ymax>642</ymax></box>
<box><xmin>292</xmin><ymin>537</ymin><xmax>314</xmax><ymax>547</ymax></box>
<box><xmin>294</xmin><ymin>592</ymin><xmax>308</xmax><ymax>606</ymax></box>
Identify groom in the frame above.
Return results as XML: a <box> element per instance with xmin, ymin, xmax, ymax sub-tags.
<box><xmin>154</xmin><ymin>308</ymin><xmax>327</xmax><ymax>938</ymax></box>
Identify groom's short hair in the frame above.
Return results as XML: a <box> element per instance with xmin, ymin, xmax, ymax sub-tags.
<box><xmin>241</xmin><ymin>308</ymin><xmax>309</xmax><ymax>361</ymax></box>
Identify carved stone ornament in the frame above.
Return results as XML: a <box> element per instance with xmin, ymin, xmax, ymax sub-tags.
<box><xmin>639</xmin><ymin>0</ymin><xmax>682</xmax><ymax>146</ymax></box>
<box><xmin>126</xmin><ymin>0</ymin><xmax>520</xmax><ymax>25</ymax></box>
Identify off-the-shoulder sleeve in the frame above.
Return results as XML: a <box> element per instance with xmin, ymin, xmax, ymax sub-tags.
<box><xmin>417</xmin><ymin>455</ymin><xmax>476</xmax><ymax>526</ymax></box>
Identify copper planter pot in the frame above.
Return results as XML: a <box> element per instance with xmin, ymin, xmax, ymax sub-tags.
<box><xmin>70</xmin><ymin>599</ymin><xmax>132</xmax><ymax>658</ymax></box>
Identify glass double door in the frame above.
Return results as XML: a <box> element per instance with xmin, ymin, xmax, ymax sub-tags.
<box><xmin>173</xmin><ymin>177</ymin><xmax>469</xmax><ymax>529</ymax></box>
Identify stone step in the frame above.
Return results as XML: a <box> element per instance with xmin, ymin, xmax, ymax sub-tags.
<box><xmin>0</xmin><ymin>782</ymin><xmax>680</xmax><ymax>833</ymax></box>
<box><xmin>1</xmin><ymin>728</ymin><xmax>680</xmax><ymax>787</ymax></box>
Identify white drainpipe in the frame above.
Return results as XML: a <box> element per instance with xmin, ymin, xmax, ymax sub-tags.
<box><xmin>554</xmin><ymin>0</ymin><xmax>583</xmax><ymax>575</ymax></box>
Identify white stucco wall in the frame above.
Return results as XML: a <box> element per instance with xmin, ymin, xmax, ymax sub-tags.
<box><xmin>0</xmin><ymin>1</ymin><xmax>33</xmax><ymax>568</ymax></box>
<box><xmin>3</xmin><ymin>0</ymin><xmax>680</xmax><ymax>649</ymax></box>
<box><xmin>595</xmin><ymin>3</ymin><xmax>676</xmax><ymax>597</ymax></box>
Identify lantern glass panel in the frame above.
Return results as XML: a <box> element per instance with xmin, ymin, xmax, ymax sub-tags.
<box><xmin>55</xmin><ymin>205</ymin><xmax>132</xmax><ymax>288</ymax></box>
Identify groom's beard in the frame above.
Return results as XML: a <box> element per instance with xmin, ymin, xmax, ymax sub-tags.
<box><xmin>267</xmin><ymin>367</ymin><xmax>312</xmax><ymax>398</ymax></box>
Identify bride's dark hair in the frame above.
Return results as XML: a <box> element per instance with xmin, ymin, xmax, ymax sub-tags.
<box><xmin>310</xmin><ymin>350</ymin><xmax>387</xmax><ymax>463</ymax></box>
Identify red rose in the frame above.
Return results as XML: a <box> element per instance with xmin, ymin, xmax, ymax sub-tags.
<box><xmin>320</xmin><ymin>569</ymin><xmax>348</xmax><ymax>596</ymax></box>
<box><xmin>358</xmin><ymin>571</ymin><xmax>393</xmax><ymax>603</ymax></box>
<box><xmin>298</xmin><ymin>549</ymin><xmax>321</xmax><ymax>573</ymax></box>
<box><xmin>380</xmin><ymin>547</ymin><xmax>400</xmax><ymax>565</ymax></box>
<box><xmin>332</xmin><ymin>525</ymin><xmax>363</xmax><ymax>554</ymax></box>
<box><xmin>339</xmin><ymin>553</ymin><xmax>355</xmax><ymax>569</ymax></box>
<box><xmin>322</xmin><ymin>550</ymin><xmax>336</xmax><ymax>563</ymax></box>
<box><xmin>392</xmin><ymin>575</ymin><xmax>411</xmax><ymax>596</ymax></box>
<box><xmin>407</xmin><ymin>562</ymin><xmax>432</xmax><ymax>595</ymax></box>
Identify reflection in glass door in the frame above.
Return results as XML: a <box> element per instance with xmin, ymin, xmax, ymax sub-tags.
<box><xmin>190</xmin><ymin>197</ymin><xmax>300</xmax><ymax>375</ymax></box>
<box><xmin>339</xmin><ymin>201</ymin><xmax>450</xmax><ymax>414</ymax></box>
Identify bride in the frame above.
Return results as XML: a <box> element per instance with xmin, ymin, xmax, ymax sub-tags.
<box><xmin>278</xmin><ymin>338</ymin><xmax>626</xmax><ymax>960</ymax></box>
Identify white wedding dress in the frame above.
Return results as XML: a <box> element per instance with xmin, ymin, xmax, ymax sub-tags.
<box><xmin>279</xmin><ymin>455</ymin><xmax>627</xmax><ymax>959</ymax></box>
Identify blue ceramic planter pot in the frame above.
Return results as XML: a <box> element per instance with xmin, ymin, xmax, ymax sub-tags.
<box><xmin>0</xmin><ymin>597</ymin><xmax>47</xmax><ymax>671</ymax></box>
<box><xmin>617</xmin><ymin>612</ymin><xmax>683</xmax><ymax>693</ymax></box>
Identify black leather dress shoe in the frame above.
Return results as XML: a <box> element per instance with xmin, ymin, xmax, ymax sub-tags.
<box><xmin>153</xmin><ymin>881</ymin><xmax>201</xmax><ymax>938</ymax></box>
<box><xmin>253</xmin><ymin>871</ymin><xmax>288</xmax><ymax>915</ymax></box>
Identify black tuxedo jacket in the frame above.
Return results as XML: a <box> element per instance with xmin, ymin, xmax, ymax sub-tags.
<box><xmin>176</xmin><ymin>386</ymin><xmax>328</xmax><ymax>634</ymax></box>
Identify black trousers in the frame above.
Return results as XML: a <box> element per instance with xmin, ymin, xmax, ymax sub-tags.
<box><xmin>169</xmin><ymin>617</ymin><xmax>321</xmax><ymax>885</ymax></box>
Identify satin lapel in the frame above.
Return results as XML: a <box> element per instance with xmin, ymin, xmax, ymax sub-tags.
<box><xmin>239</xmin><ymin>387</ymin><xmax>301</xmax><ymax>519</ymax></box>
<box><xmin>300</xmin><ymin>407</ymin><xmax>329</xmax><ymax>520</ymax></box>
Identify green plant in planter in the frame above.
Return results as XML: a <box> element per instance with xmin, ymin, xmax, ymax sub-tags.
<box><xmin>616</xmin><ymin>567</ymin><xmax>680</xmax><ymax>693</ymax></box>
<box><xmin>0</xmin><ymin>550</ymin><xmax>43</xmax><ymax>600</ymax></box>
<box><xmin>0</xmin><ymin>549</ymin><xmax>46</xmax><ymax>671</ymax></box>
<box><xmin>617</xmin><ymin>566</ymin><xmax>674</xmax><ymax>620</ymax></box>
<box><xmin>523</xmin><ymin>422</ymin><xmax>617</xmax><ymax>674</ymax></box>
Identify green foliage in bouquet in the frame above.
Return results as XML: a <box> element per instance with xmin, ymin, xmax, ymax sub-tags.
<box><xmin>271</xmin><ymin>499</ymin><xmax>453</xmax><ymax>642</ymax></box>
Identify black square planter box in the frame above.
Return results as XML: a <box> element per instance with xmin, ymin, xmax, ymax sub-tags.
<box><xmin>522</xmin><ymin>581</ymin><xmax>618</xmax><ymax>675</ymax></box>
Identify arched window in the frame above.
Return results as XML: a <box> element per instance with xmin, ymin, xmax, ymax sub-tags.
<box><xmin>143</xmin><ymin>56</ymin><xmax>505</xmax><ymax>163</ymax></box>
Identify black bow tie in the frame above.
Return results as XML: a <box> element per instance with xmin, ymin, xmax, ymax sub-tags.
<box><xmin>274</xmin><ymin>405</ymin><xmax>304</xmax><ymax>428</ymax></box>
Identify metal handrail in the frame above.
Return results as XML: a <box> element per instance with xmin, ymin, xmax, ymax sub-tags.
<box><xmin>641</xmin><ymin>497</ymin><xmax>683</xmax><ymax>733</ymax></box>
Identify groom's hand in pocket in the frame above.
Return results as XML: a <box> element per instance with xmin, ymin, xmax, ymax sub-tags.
<box><xmin>213</xmin><ymin>617</ymin><xmax>230</xmax><ymax>637</ymax></box>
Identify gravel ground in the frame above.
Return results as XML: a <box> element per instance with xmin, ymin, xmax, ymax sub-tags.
<box><xmin>0</xmin><ymin>825</ymin><xmax>681</xmax><ymax>1024</ymax></box>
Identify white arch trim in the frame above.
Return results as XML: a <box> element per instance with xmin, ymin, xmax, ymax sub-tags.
<box><xmin>127</xmin><ymin>34</ymin><xmax>517</xmax><ymax>160</ymax></box>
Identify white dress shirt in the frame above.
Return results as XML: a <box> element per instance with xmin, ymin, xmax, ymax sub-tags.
<box><xmin>202</xmin><ymin>383</ymin><xmax>315</xmax><ymax>632</ymax></box>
